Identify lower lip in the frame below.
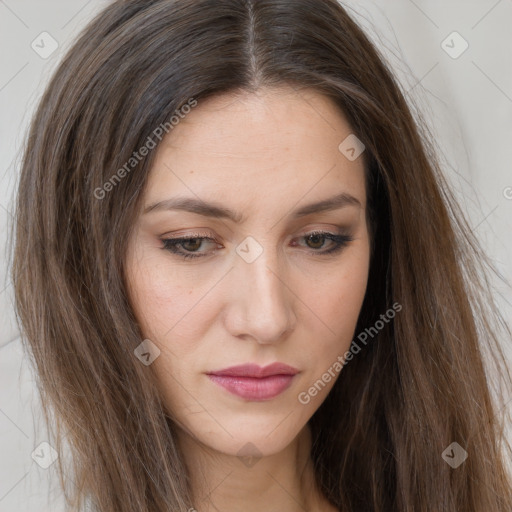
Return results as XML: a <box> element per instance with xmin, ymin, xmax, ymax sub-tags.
<box><xmin>207</xmin><ymin>374</ymin><xmax>296</xmax><ymax>401</ymax></box>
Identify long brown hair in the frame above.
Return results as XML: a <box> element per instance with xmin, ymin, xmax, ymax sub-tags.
<box><xmin>12</xmin><ymin>0</ymin><xmax>512</xmax><ymax>510</ymax></box>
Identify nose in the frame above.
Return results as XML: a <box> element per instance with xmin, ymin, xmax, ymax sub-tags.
<box><xmin>223</xmin><ymin>246</ymin><xmax>297</xmax><ymax>344</ymax></box>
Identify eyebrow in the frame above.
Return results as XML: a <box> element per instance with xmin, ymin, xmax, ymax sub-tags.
<box><xmin>143</xmin><ymin>192</ymin><xmax>362</xmax><ymax>222</ymax></box>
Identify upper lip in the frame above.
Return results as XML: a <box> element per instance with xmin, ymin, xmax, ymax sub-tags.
<box><xmin>207</xmin><ymin>363</ymin><xmax>299</xmax><ymax>378</ymax></box>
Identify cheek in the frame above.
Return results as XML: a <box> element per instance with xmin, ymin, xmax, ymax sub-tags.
<box><xmin>126</xmin><ymin>246</ymin><xmax>191</xmax><ymax>332</ymax></box>
<box><xmin>126</xmin><ymin>253</ymin><xmax>221</xmax><ymax>372</ymax></box>
<box><xmin>127</xmin><ymin>263</ymin><xmax>206</xmax><ymax>405</ymax></box>
<box><xmin>302</xmin><ymin>247</ymin><xmax>370</xmax><ymax>361</ymax></box>
<box><xmin>329</xmin><ymin>263</ymin><xmax>369</xmax><ymax>330</ymax></box>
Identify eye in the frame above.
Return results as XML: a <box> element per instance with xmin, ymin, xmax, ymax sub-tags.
<box><xmin>292</xmin><ymin>230</ymin><xmax>354</xmax><ymax>255</ymax></box>
<box><xmin>161</xmin><ymin>235</ymin><xmax>220</xmax><ymax>259</ymax></box>
<box><xmin>160</xmin><ymin>230</ymin><xmax>354</xmax><ymax>260</ymax></box>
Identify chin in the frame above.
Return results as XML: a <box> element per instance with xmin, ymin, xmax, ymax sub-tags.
<box><xmin>183</xmin><ymin>414</ymin><xmax>309</xmax><ymax>460</ymax></box>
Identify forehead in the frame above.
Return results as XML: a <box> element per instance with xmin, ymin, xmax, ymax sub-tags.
<box><xmin>144</xmin><ymin>86</ymin><xmax>367</xmax><ymax>217</ymax></box>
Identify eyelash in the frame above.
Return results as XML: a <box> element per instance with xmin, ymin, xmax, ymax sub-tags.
<box><xmin>160</xmin><ymin>230</ymin><xmax>354</xmax><ymax>260</ymax></box>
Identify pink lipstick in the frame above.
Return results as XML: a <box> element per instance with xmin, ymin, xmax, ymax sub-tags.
<box><xmin>206</xmin><ymin>363</ymin><xmax>299</xmax><ymax>401</ymax></box>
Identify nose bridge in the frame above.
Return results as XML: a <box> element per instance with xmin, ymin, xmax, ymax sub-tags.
<box><xmin>227</xmin><ymin>238</ymin><xmax>296</xmax><ymax>343</ymax></box>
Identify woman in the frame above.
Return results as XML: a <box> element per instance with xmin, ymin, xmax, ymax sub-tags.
<box><xmin>12</xmin><ymin>0</ymin><xmax>512</xmax><ymax>510</ymax></box>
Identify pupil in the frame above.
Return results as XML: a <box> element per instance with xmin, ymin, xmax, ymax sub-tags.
<box><xmin>307</xmin><ymin>234</ymin><xmax>324</xmax><ymax>249</ymax></box>
<box><xmin>184</xmin><ymin>238</ymin><xmax>201</xmax><ymax>251</ymax></box>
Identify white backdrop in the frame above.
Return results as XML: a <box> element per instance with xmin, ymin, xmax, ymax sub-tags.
<box><xmin>1</xmin><ymin>1</ymin><xmax>511</xmax><ymax>509</ymax></box>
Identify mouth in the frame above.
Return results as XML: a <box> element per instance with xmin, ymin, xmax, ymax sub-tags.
<box><xmin>206</xmin><ymin>363</ymin><xmax>299</xmax><ymax>401</ymax></box>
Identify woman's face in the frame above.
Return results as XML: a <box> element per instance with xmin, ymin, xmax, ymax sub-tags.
<box><xmin>126</xmin><ymin>86</ymin><xmax>370</xmax><ymax>458</ymax></box>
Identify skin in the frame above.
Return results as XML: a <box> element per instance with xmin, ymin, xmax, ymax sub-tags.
<box><xmin>126</xmin><ymin>86</ymin><xmax>371</xmax><ymax>512</ymax></box>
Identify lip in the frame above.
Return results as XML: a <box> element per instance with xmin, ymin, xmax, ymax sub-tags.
<box><xmin>206</xmin><ymin>363</ymin><xmax>299</xmax><ymax>401</ymax></box>
<box><xmin>208</xmin><ymin>363</ymin><xmax>299</xmax><ymax>378</ymax></box>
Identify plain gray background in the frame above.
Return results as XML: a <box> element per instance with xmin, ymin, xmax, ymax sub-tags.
<box><xmin>1</xmin><ymin>1</ymin><xmax>511</xmax><ymax>510</ymax></box>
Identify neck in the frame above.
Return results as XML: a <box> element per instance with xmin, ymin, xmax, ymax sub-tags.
<box><xmin>177</xmin><ymin>424</ymin><xmax>336</xmax><ymax>512</ymax></box>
